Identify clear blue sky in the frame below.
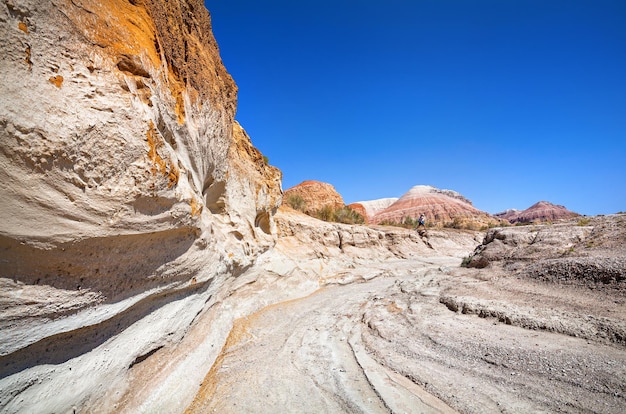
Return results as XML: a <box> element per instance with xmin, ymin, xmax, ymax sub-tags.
<box><xmin>205</xmin><ymin>0</ymin><xmax>625</xmax><ymax>215</ymax></box>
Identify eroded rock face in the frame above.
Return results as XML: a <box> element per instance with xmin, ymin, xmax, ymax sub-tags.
<box><xmin>371</xmin><ymin>185</ymin><xmax>502</xmax><ymax>228</ymax></box>
<box><xmin>283</xmin><ymin>180</ymin><xmax>344</xmax><ymax>213</ymax></box>
<box><xmin>495</xmin><ymin>201</ymin><xmax>579</xmax><ymax>223</ymax></box>
<box><xmin>465</xmin><ymin>215</ymin><xmax>626</xmax><ymax>291</ymax></box>
<box><xmin>0</xmin><ymin>1</ymin><xmax>280</xmax><ymax>411</ymax></box>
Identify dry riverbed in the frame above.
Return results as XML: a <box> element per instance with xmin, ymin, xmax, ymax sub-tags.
<box><xmin>185</xmin><ymin>249</ymin><xmax>626</xmax><ymax>413</ymax></box>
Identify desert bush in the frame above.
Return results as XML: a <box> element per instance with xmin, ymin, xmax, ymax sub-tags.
<box><xmin>379</xmin><ymin>217</ymin><xmax>437</xmax><ymax>229</ymax></box>
<box><xmin>446</xmin><ymin>217</ymin><xmax>464</xmax><ymax>229</ymax></box>
<box><xmin>334</xmin><ymin>207</ymin><xmax>365</xmax><ymax>224</ymax></box>
<box><xmin>285</xmin><ymin>194</ymin><xmax>306</xmax><ymax>212</ymax></box>
<box><xmin>577</xmin><ymin>217</ymin><xmax>591</xmax><ymax>226</ymax></box>
<box><xmin>461</xmin><ymin>255</ymin><xmax>473</xmax><ymax>267</ymax></box>
<box><xmin>315</xmin><ymin>205</ymin><xmax>335</xmax><ymax>222</ymax></box>
<box><xmin>444</xmin><ymin>217</ymin><xmax>481</xmax><ymax>231</ymax></box>
<box><xmin>312</xmin><ymin>206</ymin><xmax>365</xmax><ymax>224</ymax></box>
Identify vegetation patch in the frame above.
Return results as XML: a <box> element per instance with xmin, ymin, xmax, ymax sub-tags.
<box><xmin>284</xmin><ymin>195</ymin><xmax>365</xmax><ymax>224</ymax></box>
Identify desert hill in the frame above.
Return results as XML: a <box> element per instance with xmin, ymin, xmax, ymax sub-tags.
<box><xmin>495</xmin><ymin>200</ymin><xmax>580</xmax><ymax>224</ymax></box>
<box><xmin>282</xmin><ymin>180</ymin><xmax>344</xmax><ymax>213</ymax></box>
<box><xmin>370</xmin><ymin>185</ymin><xmax>504</xmax><ymax>229</ymax></box>
<box><xmin>347</xmin><ymin>198</ymin><xmax>398</xmax><ymax>223</ymax></box>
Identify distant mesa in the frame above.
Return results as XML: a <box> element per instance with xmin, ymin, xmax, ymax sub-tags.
<box><xmin>495</xmin><ymin>201</ymin><xmax>579</xmax><ymax>224</ymax></box>
<box><xmin>493</xmin><ymin>208</ymin><xmax>520</xmax><ymax>222</ymax></box>
<box><xmin>284</xmin><ymin>182</ymin><xmax>577</xmax><ymax>229</ymax></box>
<box><xmin>283</xmin><ymin>180</ymin><xmax>344</xmax><ymax>213</ymax></box>
<box><xmin>365</xmin><ymin>185</ymin><xmax>504</xmax><ymax>229</ymax></box>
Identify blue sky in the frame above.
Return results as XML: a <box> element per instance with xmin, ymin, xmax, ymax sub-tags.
<box><xmin>205</xmin><ymin>0</ymin><xmax>625</xmax><ymax>215</ymax></box>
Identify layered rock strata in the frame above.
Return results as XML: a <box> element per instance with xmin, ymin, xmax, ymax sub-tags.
<box><xmin>348</xmin><ymin>197</ymin><xmax>398</xmax><ymax>223</ymax></box>
<box><xmin>0</xmin><ymin>1</ymin><xmax>280</xmax><ymax>412</ymax></box>
<box><xmin>495</xmin><ymin>200</ymin><xmax>579</xmax><ymax>224</ymax></box>
<box><xmin>371</xmin><ymin>185</ymin><xmax>502</xmax><ymax>228</ymax></box>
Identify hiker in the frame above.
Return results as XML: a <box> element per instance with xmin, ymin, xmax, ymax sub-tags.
<box><xmin>417</xmin><ymin>213</ymin><xmax>426</xmax><ymax>227</ymax></box>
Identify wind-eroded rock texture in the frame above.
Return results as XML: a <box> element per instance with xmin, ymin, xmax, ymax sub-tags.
<box><xmin>184</xmin><ymin>212</ymin><xmax>626</xmax><ymax>414</ymax></box>
<box><xmin>0</xmin><ymin>0</ymin><xmax>280</xmax><ymax>412</ymax></box>
<box><xmin>2</xmin><ymin>2</ymin><xmax>625</xmax><ymax>413</ymax></box>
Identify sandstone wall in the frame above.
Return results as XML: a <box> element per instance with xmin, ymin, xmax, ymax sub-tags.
<box><xmin>0</xmin><ymin>1</ymin><xmax>280</xmax><ymax>411</ymax></box>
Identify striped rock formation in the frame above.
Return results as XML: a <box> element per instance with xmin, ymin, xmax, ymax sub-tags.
<box><xmin>348</xmin><ymin>198</ymin><xmax>398</xmax><ymax>223</ymax></box>
<box><xmin>495</xmin><ymin>201</ymin><xmax>579</xmax><ymax>224</ymax></box>
<box><xmin>371</xmin><ymin>185</ymin><xmax>502</xmax><ymax>228</ymax></box>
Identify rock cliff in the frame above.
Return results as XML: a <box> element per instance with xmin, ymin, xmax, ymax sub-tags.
<box><xmin>0</xmin><ymin>0</ymin><xmax>281</xmax><ymax>411</ymax></box>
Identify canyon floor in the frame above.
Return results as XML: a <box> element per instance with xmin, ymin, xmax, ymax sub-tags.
<box><xmin>181</xmin><ymin>213</ymin><xmax>626</xmax><ymax>413</ymax></box>
<box><xmin>3</xmin><ymin>212</ymin><xmax>625</xmax><ymax>414</ymax></box>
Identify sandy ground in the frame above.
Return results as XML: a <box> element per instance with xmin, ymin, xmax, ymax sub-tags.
<box><xmin>184</xmin><ymin>250</ymin><xmax>626</xmax><ymax>413</ymax></box>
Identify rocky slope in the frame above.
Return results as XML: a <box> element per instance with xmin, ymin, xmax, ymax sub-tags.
<box><xmin>464</xmin><ymin>214</ymin><xmax>626</xmax><ymax>290</ymax></box>
<box><xmin>371</xmin><ymin>185</ymin><xmax>503</xmax><ymax>228</ymax></box>
<box><xmin>1</xmin><ymin>0</ymin><xmax>281</xmax><ymax>412</ymax></box>
<box><xmin>282</xmin><ymin>180</ymin><xmax>344</xmax><ymax>213</ymax></box>
<box><xmin>495</xmin><ymin>200</ymin><xmax>580</xmax><ymax>224</ymax></box>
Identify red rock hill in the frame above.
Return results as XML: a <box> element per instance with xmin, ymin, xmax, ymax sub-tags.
<box><xmin>495</xmin><ymin>201</ymin><xmax>579</xmax><ymax>224</ymax></box>
<box><xmin>371</xmin><ymin>185</ymin><xmax>502</xmax><ymax>228</ymax></box>
<box><xmin>283</xmin><ymin>180</ymin><xmax>344</xmax><ymax>213</ymax></box>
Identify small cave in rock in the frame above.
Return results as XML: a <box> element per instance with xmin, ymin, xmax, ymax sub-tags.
<box><xmin>202</xmin><ymin>176</ymin><xmax>226</xmax><ymax>214</ymax></box>
<box><xmin>255</xmin><ymin>211</ymin><xmax>271</xmax><ymax>235</ymax></box>
<box><xmin>117</xmin><ymin>54</ymin><xmax>150</xmax><ymax>78</ymax></box>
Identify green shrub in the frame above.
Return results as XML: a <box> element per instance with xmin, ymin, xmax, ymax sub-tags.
<box><xmin>285</xmin><ymin>194</ymin><xmax>306</xmax><ymax>212</ymax></box>
<box><xmin>577</xmin><ymin>217</ymin><xmax>591</xmax><ymax>226</ymax></box>
<box><xmin>334</xmin><ymin>207</ymin><xmax>365</xmax><ymax>224</ymax></box>
<box><xmin>315</xmin><ymin>205</ymin><xmax>335</xmax><ymax>222</ymax></box>
<box><xmin>312</xmin><ymin>206</ymin><xmax>365</xmax><ymax>224</ymax></box>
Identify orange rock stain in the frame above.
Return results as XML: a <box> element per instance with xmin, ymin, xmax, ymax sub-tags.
<box><xmin>61</xmin><ymin>0</ymin><xmax>187</xmax><ymax>123</ymax></box>
<box><xmin>49</xmin><ymin>75</ymin><xmax>64</xmax><ymax>88</ymax></box>
<box><xmin>146</xmin><ymin>121</ymin><xmax>179</xmax><ymax>188</ymax></box>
